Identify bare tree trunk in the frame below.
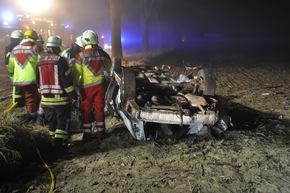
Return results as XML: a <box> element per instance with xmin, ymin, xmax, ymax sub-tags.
<box><xmin>140</xmin><ymin>0</ymin><xmax>160</xmax><ymax>55</ymax></box>
<box><xmin>110</xmin><ymin>0</ymin><xmax>123</xmax><ymax>59</ymax></box>
<box><xmin>141</xmin><ymin>0</ymin><xmax>150</xmax><ymax>54</ymax></box>
<box><xmin>142</xmin><ymin>15</ymin><xmax>149</xmax><ymax>53</ymax></box>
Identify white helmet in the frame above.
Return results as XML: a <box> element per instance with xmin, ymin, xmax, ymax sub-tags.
<box><xmin>46</xmin><ymin>36</ymin><xmax>62</xmax><ymax>47</ymax></box>
<box><xmin>10</xmin><ymin>30</ymin><xmax>24</xmax><ymax>39</ymax></box>
<box><xmin>75</xmin><ymin>36</ymin><xmax>84</xmax><ymax>48</ymax></box>
<box><xmin>37</xmin><ymin>35</ymin><xmax>44</xmax><ymax>45</ymax></box>
<box><xmin>56</xmin><ymin>35</ymin><xmax>62</xmax><ymax>46</ymax></box>
<box><xmin>82</xmin><ymin>30</ymin><xmax>98</xmax><ymax>46</ymax></box>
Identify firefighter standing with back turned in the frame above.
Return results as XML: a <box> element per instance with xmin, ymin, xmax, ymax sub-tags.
<box><xmin>7</xmin><ymin>29</ymin><xmax>43</xmax><ymax>122</ymax></box>
<box><xmin>37</xmin><ymin>36</ymin><xmax>77</xmax><ymax>150</ymax></box>
<box><xmin>74</xmin><ymin>30</ymin><xmax>111</xmax><ymax>142</ymax></box>
<box><xmin>5</xmin><ymin>30</ymin><xmax>25</xmax><ymax>108</ymax></box>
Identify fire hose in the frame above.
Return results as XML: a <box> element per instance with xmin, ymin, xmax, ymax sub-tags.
<box><xmin>1</xmin><ymin>102</ymin><xmax>56</xmax><ymax>192</ymax></box>
<box><xmin>33</xmin><ymin>137</ymin><xmax>56</xmax><ymax>193</ymax></box>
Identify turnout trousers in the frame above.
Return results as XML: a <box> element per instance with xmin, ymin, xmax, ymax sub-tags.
<box><xmin>43</xmin><ymin>105</ymin><xmax>71</xmax><ymax>139</ymax></box>
<box><xmin>80</xmin><ymin>82</ymin><xmax>105</xmax><ymax>134</ymax></box>
<box><xmin>21</xmin><ymin>84</ymin><xmax>40</xmax><ymax>115</ymax></box>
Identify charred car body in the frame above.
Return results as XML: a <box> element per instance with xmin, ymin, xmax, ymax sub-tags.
<box><xmin>105</xmin><ymin>58</ymin><xmax>230</xmax><ymax>140</ymax></box>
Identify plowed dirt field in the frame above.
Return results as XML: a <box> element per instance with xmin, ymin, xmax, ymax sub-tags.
<box><xmin>1</xmin><ymin>44</ymin><xmax>290</xmax><ymax>193</ymax></box>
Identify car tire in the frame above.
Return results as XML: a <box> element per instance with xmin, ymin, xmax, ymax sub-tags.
<box><xmin>197</xmin><ymin>69</ymin><xmax>216</xmax><ymax>96</ymax></box>
<box><xmin>120</xmin><ymin>68</ymin><xmax>136</xmax><ymax>107</ymax></box>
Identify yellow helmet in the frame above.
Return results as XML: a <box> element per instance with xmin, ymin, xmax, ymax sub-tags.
<box><xmin>82</xmin><ymin>30</ymin><xmax>98</xmax><ymax>46</ymax></box>
<box><xmin>24</xmin><ymin>29</ymin><xmax>38</xmax><ymax>40</ymax></box>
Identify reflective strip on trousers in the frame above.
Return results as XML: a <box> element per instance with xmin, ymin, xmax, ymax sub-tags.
<box><xmin>49</xmin><ymin>131</ymin><xmax>55</xmax><ymax>139</ymax></box>
<box><xmin>95</xmin><ymin>121</ymin><xmax>105</xmax><ymax>131</ymax></box>
<box><xmin>83</xmin><ymin>129</ymin><xmax>92</xmax><ymax>133</ymax></box>
<box><xmin>83</xmin><ymin>123</ymin><xmax>92</xmax><ymax>133</ymax></box>
<box><xmin>55</xmin><ymin>129</ymin><xmax>68</xmax><ymax>139</ymax></box>
<box><xmin>82</xmin><ymin>123</ymin><xmax>92</xmax><ymax>128</ymax></box>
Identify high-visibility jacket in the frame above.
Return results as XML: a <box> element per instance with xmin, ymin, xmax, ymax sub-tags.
<box><xmin>7</xmin><ymin>39</ymin><xmax>43</xmax><ymax>86</ymax></box>
<box><xmin>5</xmin><ymin>39</ymin><xmax>25</xmax><ymax>106</ymax></box>
<box><xmin>37</xmin><ymin>50</ymin><xmax>76</xmax><ymax>106</ymax></box>
<box><xmin>73</xmin><ymin>45</ymin><xmax>111</xmax><ymax>88</ymax></box>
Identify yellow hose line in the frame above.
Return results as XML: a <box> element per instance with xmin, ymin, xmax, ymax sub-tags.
<box><xmin>1</xmin><ymin>102</ymin><xmax>18</xmax><ymax>116</ymax></box>
<box><xmin>2</xmin><ymin>102</ymin><xmax>56</xmax><ymax>192</ymax></box>
<box><xmin>33</xmin><ymin>139</ymin><xmax>55</xmax><ymax>193</ymax></box>
<box><xmin>33</xmin><ymin>138</ymin><xmax>56</xmax><ymax>193</ymax></box>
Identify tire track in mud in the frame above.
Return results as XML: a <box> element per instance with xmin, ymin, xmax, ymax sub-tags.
<box><xmin>215</xmin><ymin>64</ymin><xmax>290</xmax><ymax>121</ymax></box>
<box><xmin>215</xmin><ymin>73</ymin><xmax>239</xmax><ymax>90</ymax></box>
<box><xmin>215</xmin><ymin>70</ymin><xmax>247</xmax><ymax>91</ymax></box>
<box><xmin>215</xmin><ymin>66</ymin><xmax>290</xmax><ymax>96</ymax></box>
<box><xmin>215</xmin><ymin>68</ymin><xmax>267</xmax><ymax>91</ymax></box>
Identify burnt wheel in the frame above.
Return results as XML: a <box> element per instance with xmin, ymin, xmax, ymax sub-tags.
<box><xmin>120</xmin><ymin>68</ymin><xmax>136</xmax><ymax>107</ymax></box>
<box><xmin>197</xmin><ymin>69</ymin><xmax>216</xmax><ymax>96</ymax></box>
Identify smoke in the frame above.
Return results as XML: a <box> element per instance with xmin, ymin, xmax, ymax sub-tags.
<box><xmin>0</xmin><ymin>0</ymin><xmax>110</xmax><ymax>36</ymax></box>
<box><xmin>53</xmin><ymin>0</ymin><xmax>110</xmax><ymax>36</ymax></box>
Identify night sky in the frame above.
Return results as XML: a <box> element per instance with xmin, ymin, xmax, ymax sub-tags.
<box><xmin>178</xmin><ymin>0</ymin><xmax>290</xmax><ymax>37</ymax></box>
<box><xmin>1</xmin><ymin>0</ymin><xmax>290</xmax><ymax>47</ymax></box>
<box><xmin>60</xmin><ymin>0</ymin><xmax>290</xmax><ymax>37</ymax></box>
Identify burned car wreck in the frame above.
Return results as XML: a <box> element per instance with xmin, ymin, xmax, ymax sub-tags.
<box><xmin>105</xmin><ymin>58</ymin><xmax>231</xmax><ymax>140</ymax></box>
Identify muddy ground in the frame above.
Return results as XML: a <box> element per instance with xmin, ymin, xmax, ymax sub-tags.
<box><xmin>1</xmin><ymin>41</ymin><xmax>290</xmax><ymax>193</ymax></box>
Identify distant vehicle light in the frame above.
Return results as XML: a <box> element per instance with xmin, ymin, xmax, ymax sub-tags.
<box><xmin>2</xmin><ymin>11</ymin><xmax>14</xmax><ymax>22</ymax></box>
<box><xmin>104</xmin><ymin>44</ymin><xmax>112</xmax><ymax>50</ymax></box>
<box><xmin>17</xmin><ymin>0</ymin><xmax>51</xmax><ymax>14</ymax></box>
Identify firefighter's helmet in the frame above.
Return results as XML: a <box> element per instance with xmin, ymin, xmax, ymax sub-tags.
<box><xmin>24</xmin><ymin>29</ymin><xmax>38</xmax><ymax>40</ymax></box>
<box><xmin>82</xmin><ymin>30</ymin><xmax>98</xmax><ymax>45</ymax></box>
<box><xmin>10</xmin><ymin>30</ymin><xmax>24</xmax><ymax>39</ymax></box>
<box><xmin>46</xmin><ymin>36</ymin><xmax>62</xmax><ymax>47</ymax></box>
<box><xmin>75</xmin><ymin>36</ymin><xmax>84</xmax><ymax>48</ymax></box>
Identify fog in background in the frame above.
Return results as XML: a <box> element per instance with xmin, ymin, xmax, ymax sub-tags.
<box><xmin>1</xmin><ymin>0</ymin><xmax>290</xmax><ymax>51</ymax></box>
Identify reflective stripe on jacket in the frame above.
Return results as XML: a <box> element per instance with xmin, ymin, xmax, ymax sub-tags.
<box><xmin>37</xmin><ymin>51</ymin><xmax>75</xmax><ymax>106</ymax></box>
<box><xmin>60</xmin><ymin>48</ymin><xmax>71</xmax><ymax>66</ymax></box>
<box><xmin>38</xmin><ymin>55</ymin><xmax>63</xmax><ymax>94</ymax></box>
<box><xmin>7</xmin><ymin>39</ymin><xmax>43</xmax><ymax>86</ymax></box>
<box><xmin>73</xmin><ymin>45</ymin><xmax>111</xmax><ymax>88</ymax></box>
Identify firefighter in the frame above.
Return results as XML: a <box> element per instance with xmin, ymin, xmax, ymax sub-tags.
<box><xmin>60</xmin><ymin>36</ymin><xmax>85</xmax><ymax>130</ymax></box>
<box><xmin>35</xmin><ymin>34</ymin><xmax>46</xmax><ymax>125</ymax></box>
<box><xmin>4</xmin><ymin>30</ymin><xmax>25</xmax><ymax>108</ymax></box>
<box><xmin>7</xmin><ymin>29</ymin><xmax>43</xmax><ymax>122</ymax></box>
<box><xmin>36</xmin><ymin>35</ymin><xmax>45</xmax><ymax>48</ymax></box>
<box><xmin>36</xmin><ymin>36</ymin><xmax>77</xmax><ymax>150</ymax></box>
<box><xmin>5</xmin><ymin>30</ymin><xmax>24</xmax><ymax>65</ymax></box>
<box><xmin>61</xmin><ymin>36</ymin><xmax>84</xmax><ymax>67</ymax></box>
<box><xmin>73</xmin><ymin>30</ymin><xmax>111</xmax><ymax>141</ymax></box>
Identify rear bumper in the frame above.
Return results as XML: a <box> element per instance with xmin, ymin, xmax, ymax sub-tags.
<box><xmin>125</xmin><ymin>99</ymin><xmax>219</xmax><ymax>126</ymax></box>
